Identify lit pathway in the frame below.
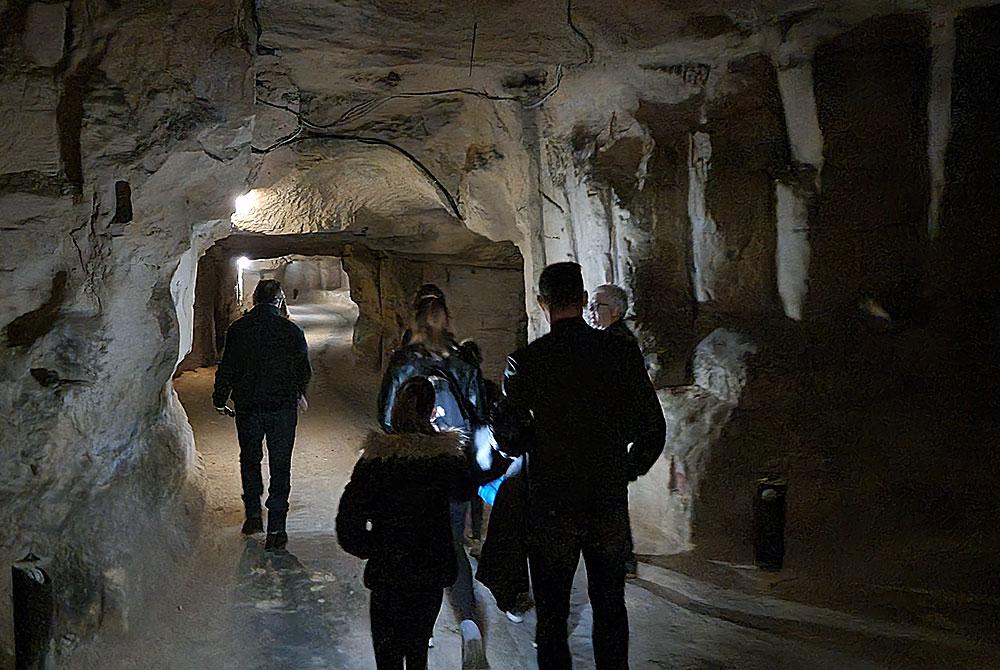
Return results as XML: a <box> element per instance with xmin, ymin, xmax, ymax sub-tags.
<box><xmin>67</xmin><ymin>291</ymin><xmax>994</xmax><ymax>669</ymax></box>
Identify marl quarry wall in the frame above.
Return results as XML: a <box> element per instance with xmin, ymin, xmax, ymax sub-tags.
<box><xmin>3</xmin><ymin>0</ymin><xmax>1000</xmax><ymax>659</ymax></box>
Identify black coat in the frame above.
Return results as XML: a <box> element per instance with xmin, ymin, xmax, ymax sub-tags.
<box><xmin>337</xmin><ymin>430</ymin><xmax>471</xmax><ymax>592</ymax></box>
<box><xmin>212</xmin><ymin>304</ymin><xmax>311</xmax><ymax>412</ymax></box>
<box><xmin>377</xmin><ymin>342</ymin><xmax>487</xmax><ymax>434</ymax></box>
<box><xmin>607</xmin><ymin>318</ymin><xmax>640</xmax><ymax>349</ymax></box>
<box><xmin>493</xmin><ymin>317</ymin><xmax>666</xmax><ymax>515</ymax></box>
<box><xmin>475</xmin><ymin>460</ymin><xmax>529</xmax><ymax>611</ymax></box>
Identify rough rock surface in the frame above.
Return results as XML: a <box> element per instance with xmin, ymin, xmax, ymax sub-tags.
<box><xmin>2</xmin><ymin>0</ymin><xmax>1000</xmax><ymax>660</ymax></box>
<box><xmin>631</xmin><ymin>329</ymin><xmax>756</xmax><ymax>555</ymax></box>
<box><xmin>0</xmin><ymin>0</ymin><xmax>255</xmax><ymax>656</ymax></box>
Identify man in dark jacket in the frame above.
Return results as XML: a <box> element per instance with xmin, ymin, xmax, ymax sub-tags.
<box><xmin>213</xmin><ymin>279</ymin><xmax>311</xmax><ymax>551</ymax></box>
<box><xmin>494</xmin><ymin>263</ymin><xmax>666</xmax><ymax>670</ymax></box>
<box><xmin>589</xmin><ymin>283</ymin><xmax>642</xmax><ymax>578</ymax></box>
<box><xmin>589</xmin><ymin>284</ymin><xmax>637</xmax><ymax>348</ymax></box>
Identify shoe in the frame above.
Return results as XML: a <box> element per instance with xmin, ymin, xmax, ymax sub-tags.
<box><xmin>264</xmin><ymin>531</ymin><xmax>288</xmax><ymax>551</ymax></box>
<box><xmin>624</xmin><ymin>560</ymin><xmax>638</xmax><ymax>579</ymax></box>
<box><xmin>468</xmin><ymin>539</ymin><xmax>482</xmax><ymax>559</ymax></box>
<box><xmin>513</xmin><ymin>592</ymin><xmax>534</xmax><ymax>612</ymax></box>
<box><xmin>503</xmin><ymin>592</ymin><xmax>532</xmax><ymax>623</ymax></box>
<box><xmin>460</xmin><ymin>619</ymin><xmax>488</xmax><ymax>669</ymax></box>
<box><xmin>241</xmin><ymin>517</ymin><xmax>263</xmax><ymax>535</ymax></box>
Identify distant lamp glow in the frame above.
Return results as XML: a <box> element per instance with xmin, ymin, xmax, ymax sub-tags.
<box><xmin>236</xmin><ymin>256</ymin><xmax>252</xmax><ymax>305</ymax></box>
<box><xmin>233</xmin><ymin>191</ymin><xmax>257</xmax><ymax>219</ymax></box>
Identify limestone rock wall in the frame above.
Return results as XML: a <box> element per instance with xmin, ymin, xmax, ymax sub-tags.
<box><xmin>278</xmin><ymin>257</ymin><xmax>348</xmax><ymax>302</ymax></box>
<box><xmin>2</xmin><ymin>0</ymin><xmax>1000</xmax><ymax>657</ymax></box>
<box><xmin>342</xmin><ymin>245</ymin><xmax>526</xmax><ymax>380</ymax></box>
<box><xmin>0</xmin><ymin>0</ymin><xmax>254</xmax><ymax>655</ymax></box>
<box><xmin>631</xmin><ymin>329</ymin><xmax>757</xmax><ymax>555</ymax></box>
<box><xmin>808</xmin><ymin>15</ymin><xmax>931</xmax><ymax>321</ymax></box>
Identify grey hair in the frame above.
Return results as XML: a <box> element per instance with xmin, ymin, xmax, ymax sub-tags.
<box><xmin>594</xmin><ymin>284</ymin><xmax>629</xmax><ymax>316</ymax></box>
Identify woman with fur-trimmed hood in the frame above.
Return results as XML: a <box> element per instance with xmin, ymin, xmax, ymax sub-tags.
<box><xmin>337</xmin><ymin>376</ymin><xmax>471</xmax><ymax>670</ymax></box>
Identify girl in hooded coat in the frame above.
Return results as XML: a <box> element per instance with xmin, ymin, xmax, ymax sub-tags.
<box><xmin>337</xmin><ymin>377</ymin><xmax>471</xmax><ymax>669</ymax></box>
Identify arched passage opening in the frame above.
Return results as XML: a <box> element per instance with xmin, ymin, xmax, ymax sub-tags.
<box><xmin>170</xmin><ymin>227</ymin><xmax>526</xmax><ymax>529</ymax></box>
<box><xmin>116</xmin><ymin>138</ymin><xmax>530</xmax><ymax>666</ymax></box>
<box><xmin>167</xmin><ymin>133</ymin><xmax>528</xmax><ymax>514</ymax></box>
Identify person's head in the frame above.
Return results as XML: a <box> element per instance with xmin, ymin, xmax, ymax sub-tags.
<box><xmin>253</xmin><ymin>279</ymin><xmax>285</xmax><ymax>308</ymax></box>
<box><xmin>409</xmin><ymin>292</ymin><xmax>453</xmax><ymax>353</ymax></box>
<box><xmin>588</xmin><ymin>284</ymin><xmax>628</xmax><ymax>329</ymax></box>
<box><xmin>390</xmin><ymin>376</ymin><xmax>437</xmax><ymax>433</ymax></box>
<box><xmin>537</xmin><ymin>262</ymin><xmax>587</xmax><ymax>325</ymax></box>
<box><xmin>412</xmin><ymin>283</ymin><xmax>447</xmax><ymax>312</ymax></box>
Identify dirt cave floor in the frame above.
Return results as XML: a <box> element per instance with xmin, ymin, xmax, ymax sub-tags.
<box><xmin>65</xmin><ymin>293</ymin><xmax>1000</xmax><ymax>669</ymax></box>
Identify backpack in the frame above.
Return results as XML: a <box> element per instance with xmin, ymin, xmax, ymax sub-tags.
<box><xmin>421</xmin><ymin>359</ymin><xmax>478</xmax><ymax>433</ymax></box>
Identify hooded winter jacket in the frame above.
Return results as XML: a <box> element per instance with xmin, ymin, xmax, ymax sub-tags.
<box><xmin>337</xmin><ymin>430</ymin><xmax>472</xmax><ymax>592</ymax></box>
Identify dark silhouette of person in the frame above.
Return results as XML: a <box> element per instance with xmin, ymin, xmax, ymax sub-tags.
<box><xmin>475</xmin><ymin>453</ymin><xmax>532</xmax><ymax>622</ymax></box>
<box><xmin>376</xmin><ymin>284</ymin><xmax>490</xmax><ymax>665</ymax></box>
<box><xmin>338</xmin><ymin>376</ymin><xmax>471</xmax><ymax>670</ymax></box>
<box><xmin>213</xmin><ymin>279</ymin><xmax>311</xmax><ymax>551</ymax></box>
<box><xmin>455</xmin><ymin>338</ymin><xmax>500</xmax><ymax>546</ymax></box>
<box><xmin>589</xmin><ymin>283</ymin><xmax>642</xmax><ymax>578</ymax></box>
<box><xmin>397</xmin><ymin>283</ymin><xmax>447</xmax><ymax>348</ymax></box>
<box><xmin>494</xmin><ymin>262</ymin><xmax>666</xmax><ymax>669</ymax></box>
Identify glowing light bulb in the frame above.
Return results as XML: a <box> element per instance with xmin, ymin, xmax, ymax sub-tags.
<box><xmin>237</xmin><ymin>256</ymin><xmax>252</xmax><ymax>270</ymax></box>
<box><xmin>233</xmin><ymin>191</ymin><xmax>257</xmax><ymax>218</ymax></box>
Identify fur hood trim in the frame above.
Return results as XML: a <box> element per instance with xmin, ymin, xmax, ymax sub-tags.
<box><xmin>361</xmin><ymin>430</ymin><xmax>467</xmax><ymax>461</ymax></box>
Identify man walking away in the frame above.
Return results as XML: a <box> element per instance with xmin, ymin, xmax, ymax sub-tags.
<box><xmin>494</xmin><ymin>263</ymin><xmax>666</xmax><ymax>669</ymax></box>
<box><xmin>213</xmin><ymin>279</ymin><xmax>311</xmax><ymax>551</ymax></box>
<box><xmin>589</xmin><ymin>284</ymin><xmax>642</xmax><ymax>578</ymax></box>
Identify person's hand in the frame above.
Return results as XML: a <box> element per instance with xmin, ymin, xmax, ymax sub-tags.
<box><xmin>297</xmin><ymin>396</ymin><xmax>309</xmax><ymax>413</ymax></box>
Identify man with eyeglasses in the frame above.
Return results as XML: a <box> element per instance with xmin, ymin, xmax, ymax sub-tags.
<box><xmin>589</xmin><ymin>284</ymin><xmax>642</xmax><ymax>579</ymax></box>
<box><xmin>589</xmin><ymin>285</ymin><xmax>636</xmax><ymax>347</ymax></box>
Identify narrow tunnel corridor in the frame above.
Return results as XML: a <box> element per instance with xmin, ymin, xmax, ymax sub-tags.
<box><xmin>5</xmin><ymin>1</ymin><xmax>1000</xmax><ymax>667</ymax></box>
<box><xmin>66</xmin><ymin>283</ymin><xmax>996</xmax><ymax>669</ymax></box>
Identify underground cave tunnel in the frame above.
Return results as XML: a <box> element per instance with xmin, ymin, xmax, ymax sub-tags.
<box><xmin>3</xmin><ymin>1</ymin><xmax>1000</xmax><ymax>668</ymax></box>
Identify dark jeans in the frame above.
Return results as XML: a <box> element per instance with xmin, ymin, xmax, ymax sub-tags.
<box><xmin>528</xmin><ymin>507</ymin><xmax>630</xmax><ymax>670</ymax></box>
<box><xmin>448</xmin><ymin>500</ymin><xmax>476</xmax><ymax>620</ymax></box>
<box><xmin>624</xmin><ymin>512</ymin><xmax>637</xmax><ymax>571</ymax></box>
<box><xmin>469</xmin><ymin>495</ymin><xmax>484</xmax><ymax>539</ymax></box>
<box><xmin>235</xmin><ymin>408</ymin><xmax>297</xmax><ymax>527</ymax></box>
<box><xmin>370</xmin><ymin>589</ymin><xmax>442</xmax><ymax>670</ymax></box>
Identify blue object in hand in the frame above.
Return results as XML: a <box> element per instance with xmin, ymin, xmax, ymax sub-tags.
<box><xmin>478</xmin><ymin>476</ymin><xmax>504</xmax><ymax>506</ymax></box>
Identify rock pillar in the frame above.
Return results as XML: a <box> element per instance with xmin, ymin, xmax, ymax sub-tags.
<box><xmin>774</xmin><ymin>59</ymin><xmax>824</xmax><ymax>321</ymax></box>
<box><xmin>927</xmin><ymin>7</ymin><xmax>956</xmax><ymax>242</ymax></box>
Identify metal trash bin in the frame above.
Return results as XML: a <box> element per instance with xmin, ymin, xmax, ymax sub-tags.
<box><xmin>12</xmin><ymin>553</ymin><xmax>53</xmax><ymax>670</ymax></box>
<box><xmin>753</xmin><ymin>479</ymin><xmax>787</xmax><ymax>571</ymax></box>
